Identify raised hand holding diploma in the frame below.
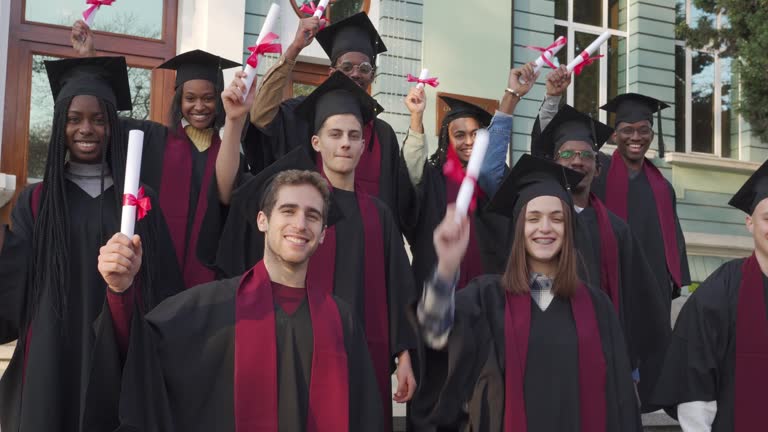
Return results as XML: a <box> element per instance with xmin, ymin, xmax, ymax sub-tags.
<box><xmin>82</xmin><ymin>0</ymin><xmax>115</xmax><ymax>27</ymax></box>
<box><xmin>567</xmin><ymin>31</ymin><xmax>610</xmax><ymax>75</ymax></box>
<box><xmin>454</xmin><ymin>129</ymin><xmax>490</xmax><ymax>223</ymax></box>
<box><xmin>242</xmin><ymin>3</ymin><xmax>282</xmax><ymax>101</ymax></box>
<box><xmin>520</xmin><ymin>36</ymin><xmax>567</xmax><ymax>84</ymax></box>
<box><xmin>120</xmin><ymin>130</ymin><xmax>151</xmax><ymax>237</ymax></box>
<box><xmin>406</xmin><ymin>68</ymin><xmax>440</xmax><ymax>89</ymax></box>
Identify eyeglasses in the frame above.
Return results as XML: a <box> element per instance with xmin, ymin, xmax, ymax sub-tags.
<box><xmin>335</xmin><ymin>61</ymin><xmax>375</xmax><ymax>75</ymax></box>
<box><xmin>556</xmin><ymin>150</ymin><xmax>596</xmax><ymax>160</ymax></box>
<box><xmin>618</xmin><ymin>126</ymin><xmax>653</xmax><ymax>137</ymax></box>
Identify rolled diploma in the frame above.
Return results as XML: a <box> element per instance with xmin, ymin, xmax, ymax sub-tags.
<box><xmin>242</xmin><ymin>3</ymin><xmax>281</xmax><ymax>101</ymax></box>
<box><xmin>566</xmin><ymin>31</ymin><xmax>611</xmax><ymax>73</ymax></box>
<box><xmin>454</xmin><ymin>129</ymin><xmax>489</xmax><ymax>222</ymax></box>
<box><xmin>313</xmin><ymin>0</ymin><xmax>331</xmax><ymax>17</ymax></box>
<box><xmin>416</xmin><ymin>68</ymin><xmax>429</xmax><ymax>89</ymax></box>
<box><xmin>532</xmin><ymin>36</ymin><xmax>566</xmax><ymax>74</ymax></box>
<box><xmin>120</xmin><ymin>130</ymin><xmax>144</xmax><ymax>237</ymax></box>
<box><xmin>84</xmin><ymin>6</ymin><xmax>98</xmax><ymax>27</ymax></box>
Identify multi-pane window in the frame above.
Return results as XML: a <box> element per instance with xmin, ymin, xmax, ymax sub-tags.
<box><xmin>554</xmin><ymin>0</ymin><xmax>627</xmax><ymax>125</ymax></box>
<box><xmin>674</xmin><ymin>0</ymin><xmax>736</xmax><ymax>158</ymax></box>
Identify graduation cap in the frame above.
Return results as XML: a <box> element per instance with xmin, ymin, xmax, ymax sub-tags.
<box><xmin>316</xmin><ymin>12</ymin><xmax>387</xmax><ymax>65</ymax></box>
<box><xmin>486</xmin><ymin>154</ymin><xmax>584</xmax><ymax>220</ymax></box>
<box><xmin>233</xmin><ymin>147</ymin><xmax>344</xmax><ymax>227</ymax></box>
<box><xmin>156</xmin><ymin>49</ymin><xmax>240</xmax><ymax>89</ymax></box>
<box><xmin>439</xmin><ymin>96</ymin><xmax>493</xmax><ymax>129</ymax></box>
<box><xmin>729</xmin><ymin>160</ymin><xmax>768</xmax><ymax>215</ymax></box>
<box><xmin>45</xmin><ymin>56</ymin><xmax>132</xmax><ymax>111</ymax></box>
<box><xmin>601</xmin><ymin>93</ymin><xmax>670</xmax><ymax>158</ymax></box>
<box><xmin>532</xmin><ymin>105</ymin><xmax>614</xmax><ymax>159</ymax></box>
<box><xmin>296</xmin><ymin>71</ymin><xmax>382</xmax><ymax>133</ymax></box>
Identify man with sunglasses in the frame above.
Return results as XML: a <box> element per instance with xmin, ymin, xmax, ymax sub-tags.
<box><xmin>245</xmin><ymin>12</ymin><xmax>415</xmax><ymax>230</ymax></box>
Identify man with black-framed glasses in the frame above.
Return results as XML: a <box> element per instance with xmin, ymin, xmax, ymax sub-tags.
<box><xmin>244</xmin><ymin>12</ymin><xmax>416</xmax><ymax>232</ymax></box>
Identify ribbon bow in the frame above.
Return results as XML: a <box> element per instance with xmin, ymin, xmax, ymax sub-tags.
<box><xmin>83</xmin><ymin>0</ymin><xmax>115</xmax><ymax>21</ymax></box>
<box><xmin>246</xmin><ymin>32</ymin><xmax>283</xmax><ymax>68</ymax></box>
<box><xmin>573</xmin><ymin>51</ymin><xmax>604</xmax><ymax>75</ymax></box>
<box><xmin>525</xmin><ymin>37</ymin><xmax>567</xmax><ymax>70</ymax></box>
<box><xmin>122</xmin><ymin>186</ymin><xmax>152</xmax><ymax>221</ymax></box>
<box><xmin>406</xmin><ymin>74</ymin><xmax>440</xmax><ymax>88</ymax></box>
<box><xmin>299</xmin><ymin>1</ymin><xmax>329</xmax><ymax>28</ymax></box>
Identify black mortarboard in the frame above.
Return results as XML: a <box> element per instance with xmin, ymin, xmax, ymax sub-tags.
<box><xmin>45</xmin><ymin>56</ymin><xmax>132</xmax><ymax>111</ymax></box>
<box><xmin>531</xmin><ymin>105</ymin><xmax>614</xmax><ymax>159</ymax></box>
<box><xmin>233</xmin><ymin>147</ymin><xmax>344</xmax><ymax>226</ymax></box>
<box><xmin>729</xmin><ymin>160</ymin><xmax>768</xmax><ymax>215</ymax></box>
<box><xmin>156</xmin><ymin>49</ymin><xmax>240</xmax><ymax>89</ymax></box>
<box><xmin>316</xmin><ymin>12</ymin><xmax>387</xmax><ymax>65</ymax></box>
<box><xmin>295</xmin><ymin>71</ymin><xmax>382</xmax><ymax>133</ymax></box>
<box><xmin>440</xmin><ymin>96</ymin><xmax>493</xmax><ymax>128</ymax></box>
<box><xmin>486</xmin><ymin>154</ymin><xmax>584</xmax><ymax>220</ymax></box>
<box><xmin>601</xmin><ymin>93</ymin><xmax>670</xmax><ymax>158</ymax></box>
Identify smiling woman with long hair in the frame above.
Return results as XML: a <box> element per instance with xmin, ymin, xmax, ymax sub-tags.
<box><xmin>0</xmin><ymin>56</ymin><xmax>182</xmax><ymax>432</ymax></box>
<box><xmin>413</xmin><ymin>154</ymin><xmax>642</xmax><ymax>432</ymax></box>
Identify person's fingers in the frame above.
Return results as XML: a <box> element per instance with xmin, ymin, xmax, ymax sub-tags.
<box><xmin>406</xmin><ymin>374</ymin><xmax>417</xmax><ymax>399</ymax></box>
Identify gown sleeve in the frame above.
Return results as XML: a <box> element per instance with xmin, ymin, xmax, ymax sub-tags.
<box><xmin>671</xmin><ymin>184</ymin><xmax>692</xmax><ymax>290</ymax></box>
<box><xmin>478</xmin><ymin>113</ymin><xmax>513</xmax><ymax>197</ymax></box>
<box><xmin>651</xmin><ymin>262</ymin><xmax>734</xmax><ymax>413</ymax></box>
<box><xmin>0</xmin><ymin>185</ymin><xmax>36</xmax><ymax>341</ymax></box>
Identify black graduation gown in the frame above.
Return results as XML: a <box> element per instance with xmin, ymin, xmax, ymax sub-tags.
<box><xmin>409</xmin><ymin>275</ymin><xmax>642</xmax><ymax>432</ymax></box>
<box><xmin>573</xmin><ymin>206</ymin><xmax>671</xmax><ymax>411</ymax></box>
<box><xmin>592</xmin><ymin>152</ymin><xmax>691</xmax><ymax>301</ymax></box>
<box><xmin>87</xmin><ymin>277</ymin><xmax>384</xmax><ymax>432</ymax></box>
<box><xmin>0</xmin><ymin>181</ymin><xmax>182</xmax><ymax>432</ymax></box>
<box><xmin>406</xmin><ymin>163</ymin><xmax>512</xmax><ymax>291</ymax></box>
<box><xmin>652</xmin><ymin>258</ymin><xmax>758</xmax><ymax>431</ymax></box>
<box><xmin>243</xmin><ymin>96</ymin><xmax>417</xmax><ymax>230</ymax></box>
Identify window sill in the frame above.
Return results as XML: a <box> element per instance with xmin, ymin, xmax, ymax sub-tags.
<box><xmin>0</xmin><ymin>173</ymin><xmax>16</xmax><ymax>208</ymax></box>
<box><xmin>663</xmin><ymin>152</ymin><xmax>761</xmax><ymax>174</ymax></box>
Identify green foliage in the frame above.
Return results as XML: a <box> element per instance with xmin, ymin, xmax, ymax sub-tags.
<box><xmin>676</xmin><ymin>0</ymin><xmax>768</xmax><ymax>142</ymax></box>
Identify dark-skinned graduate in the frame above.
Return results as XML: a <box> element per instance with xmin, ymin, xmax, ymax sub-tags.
<box><xmin>0</xmin><ymin>56</ymin><xmax>182</xmax><ymax>432</ymax></box>
<box><xmin>71</xmin><ymin>20</ymin><xmax>244</xmax><ymax>288</ymax></box>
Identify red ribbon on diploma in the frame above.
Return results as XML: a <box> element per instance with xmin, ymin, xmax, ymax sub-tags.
<box><xmin>525</xmin><ymin>37</ymin><xmax>567</xmax><ymax>69</ymax></box>
<box><xmin>299</xmin><ymin>1</ymin><xmax>329</xmax><ymax>28</ymax></box>
<box><xmin>246</xmin><ymin>32</ymin><xmax>283</xmax><ymax>68</ymax></box>
<box><xmin>406</xmin><ymin>74</ymin><xmax>440</xmax><ymax>88</ymax></box>
<box><xmin>573</xmin><ymin>51</ymin><xmax>604</xmax><ymax>75</ymax></box>
<box><xmin>122</xmin><ymin>186</ymin><xmax>152</xmax><ymax>221</ymax></box>
<box><xmin>83</xmin><ymin>0</ymin><xmax>115</xmax><ymax>22</ymax></box>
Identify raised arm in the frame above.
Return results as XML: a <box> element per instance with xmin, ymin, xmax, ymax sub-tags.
<box><xmin>536</xmin><ymin>65</ymin><xmax>572</xmax><ymax>132</ymax></box>
<box><xmin>478</xmin><ymin>63</ymin><xmax>538</xmax><ymax>196</ymax></box>
<box><xmin>217</xmin><ymin>71</ymin><xmax>257</xmax><ymax>205</ymax></box>
<box><xmin>250</xmin><ymin>17</ymin><xmax>324</xmax><ymax>129</ymax></box>
<box><xmin>401</xmin><ymin>86</ymin><xmax>428</xmax><ymax>186</ymax></box>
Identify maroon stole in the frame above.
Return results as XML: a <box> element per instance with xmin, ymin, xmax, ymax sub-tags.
<box><xmin>306</xmin><ymin>191</ymin><xmax>392</xmax><ymax>431</ymax></box>
<box><xmin>604</xmin><ymin>151</ymin><xmax>682</xmax><ymax>288</ymax></box>
<box><xmin>589</xmin><ymin>194</ymin><xmax>620</xmax><ymax>312</ymax></box>
<box><xmin>735</xmin><ymin>254</ymin><xmax>768</xmax><ymax>429</ymax></box>
<box><xmin>159</xmin><ymin>126</ymin><xmax>218</xmax><ymax>289</ymax></box>
<box><xmin>234</xmin><ymin>261</ymin><xmax>349</xmax><ymax>432</ymax></box>
<box><xmin>443</xmin><ymin>145</ymin><xmax>485</xmax><ymax>289</ymax></box>
<box><xmin>354</xmin><ymin>121</ymin><xmax>382</xmax><ymax>198</ymax></box>
<box><xmin>504</xmin><ymin>284</ymin><xmax>607</xmax><ymax>432</ymax></box>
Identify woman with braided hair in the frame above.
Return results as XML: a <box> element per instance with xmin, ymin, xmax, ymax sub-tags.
<box><xmin>0</xmin><ymin>56</ymin><xmax>182</xmax><ymax>432</ymax></box>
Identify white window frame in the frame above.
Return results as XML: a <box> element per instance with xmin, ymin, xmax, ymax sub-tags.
<box><xmin>554</xmin><ymin>0</ymin><xmax>629</xmax><ymax>125</ymax></box>
<box><xmin>675</xmin><ymin>0</ymin><xmax>739</xmax><ymax>159</ymax></box>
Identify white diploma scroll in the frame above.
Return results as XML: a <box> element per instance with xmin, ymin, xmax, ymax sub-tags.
<box><xmin>532</xmin><ymin>36</ymin><xmax>566</xmax><ymax>74</ymax></box>
<box><xmin>313</xmin><ymin>0</ymin><xmax>331</xmax><ymax>17</ymax></box>
<box><xmin>454</xmin><ymin>129</ymin><xmax>490</xmax><ymax>222</ymax></box>
<box><xmin>242</xmin><ymin>3</ymin><xmax>281</xmax><ymax>101</ymax></box>
<box><xmin>416</xmin><ymin>68</ymin><xmax>429</xmax><ymax>89</ymax></box>
<box><xmin>566</xmin><ymin>31</ymin><xmax>611</xmax><ymax>73</ymax></box>
<box><xmin>120</xmin><ymin>130</ymin><xmax>144</xmax><ymax>237</ymax></box>
<box><xmin>84</xmin><ymin>9</ymin><xmax>98</xmax><ymax>27</ymax></box>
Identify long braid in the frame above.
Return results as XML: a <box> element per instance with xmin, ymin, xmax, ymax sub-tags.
<box><xmin>25</xmin><ymin>98</ymin><xmax>74</xmax><ymax>332</ymax></box>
